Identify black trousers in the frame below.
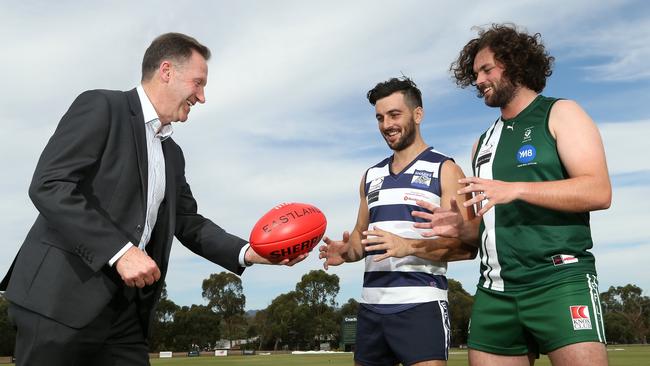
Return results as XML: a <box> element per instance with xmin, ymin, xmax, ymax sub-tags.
<box><xmin>8</xmin><ymin>287</ymin><xmax>149</xmax><ymax>366</ymax></box>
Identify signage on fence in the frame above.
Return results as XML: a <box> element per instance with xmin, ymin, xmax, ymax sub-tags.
<box><xmin>159</xmin><ymin>351</ymin><xmax>172</xmax><ymax>358</ymax></box>
<box><xmin>215</xmin><ymin>350</ymin><xmax>228</xmax><ymax>357</ymax></box>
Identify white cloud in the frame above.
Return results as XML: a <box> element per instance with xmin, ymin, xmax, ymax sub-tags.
<box><xmin>576</xmin><ymin>18</ymin><xmax>650</xmax><ymax>82</ymax></box>
<box><xmin>599</xmin><ymin>119</ymin><xmax>650</xmax><ymax>175</ymax></box>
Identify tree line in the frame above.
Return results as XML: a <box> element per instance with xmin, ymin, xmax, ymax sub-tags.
<box><xmin>0</xmin><ymin>275</ymin><xmax>649</xmax><ymax>355</ymax></box>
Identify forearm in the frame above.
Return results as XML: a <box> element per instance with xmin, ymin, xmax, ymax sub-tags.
<box><xmin>459</xmin><ymin>217</ymin><xmax>481</xmax><ymax>246</ymax></box>
<box><xmin>409</xmin><ymin>237</ymin><xmax>477</xmax><ymax>262</ymax></box>
<box><xmin>513</xmin><ymin>176</ymin><xmax>611</xmax><ymax>212</ymax></box>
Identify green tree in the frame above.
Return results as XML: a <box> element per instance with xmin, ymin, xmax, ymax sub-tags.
<box><xmin>337</xmin><ymin>298</ymin><xmax>359</xmax><ymax>318</ymax></box>
<box><xmin>0</xmin><ymin>294</ymin><xmax>16</xmax><ymax>357</ymax></box>
<box><xmin>603</xmin><ymin>312</ymin><xmax>635</xmax><ymax>344</ymax></box>
<box><xmin>202</xmin><ymin>272</ymin><xmax>246</xmax><ymax>347</ymax></box>
<box><xmin>149</xmin><ymin>283</ymin><xmax>180</xmax><ymax>352</ymax></box>
<box><xmin>601</xmin><ymin>284</ymin><xmax>650</xmax><ymax>344</ymax></box>
<box><xmin>265</xmin><ymin>291</ymin><xmax>303</xmax><ymax>350</ymax></box>
<box><xmin>295</xmin><ymin>270</ymin><xmax>340</xmax><ymax>349</ymax></box>
<box><xmin>251</xmin><ymin>309</ymin><xmax>270</xmax><ymax>350</ymax></box>
<box><xmin>172</xmin><ymin>305</ymin><xmax>220</xmax><ymax>351</ymax></box>
<box><xmin>448</xmin><ymin>278</ymin><xmax>474</xmax><ymax>346</ymax></box>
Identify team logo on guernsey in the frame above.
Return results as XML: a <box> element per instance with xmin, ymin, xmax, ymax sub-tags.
<box><xmin>368</xmin><ymin>177</ymin><xmax>384</xmax><ymax>193</ymax></box>
<box><xmin>516</xmin><ymin>144</ymin><xmax>536</xmax><ymax>164</ymax></box>
<box><xmin>411</xmin><ymin>170</ymin><xmax>432</xmax><ymax>188</ymax></box>
<box><xmin>570</xmin><ymin>305</ymin><xmax>592</xmax><ymax>330</ymax></box>
<box><xmin>522</xmin><ymin>127</ymin><xmax>534</xmax><ymax>143</ymax></box>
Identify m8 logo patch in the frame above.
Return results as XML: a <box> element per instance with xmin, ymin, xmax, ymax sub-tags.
<box><xmin>516</xmin><ymin>144</ymin><xmax>536</xmax><ymax>164</ymax></box>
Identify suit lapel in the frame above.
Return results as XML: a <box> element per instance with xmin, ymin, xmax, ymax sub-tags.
<box><xmin>126</xmin><ymin>88</ymin><xmax>148</xmax><ymax>215</ymax></box>
<box><xmin>159</xmin><ymin>140</ymin><xmax>176</xmax><ymax>268</ymax></box>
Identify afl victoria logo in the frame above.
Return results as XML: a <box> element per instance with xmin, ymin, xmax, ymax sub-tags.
<box><xmin>516</xmin><ymin>144</ymin><xmax>536</xmax><ymax>164</ymax></box>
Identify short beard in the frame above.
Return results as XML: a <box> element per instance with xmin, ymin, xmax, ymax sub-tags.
<box><xmin>385</xmin><ymin>118</ymin><xmax>416</xmax><ymax>152</ymax></box>
<box><xmin>477</xmin><ymin>78</ymin><xmax>517</xmax><ymax>108</ymax></box>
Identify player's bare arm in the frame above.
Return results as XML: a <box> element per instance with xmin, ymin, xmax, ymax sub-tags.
<box><xmin>459</xmin><ymin>100</ymin><xmax>611</xmax><ymax>216</ymax></box>
<box><xmin>319</xmin><ymin>175</ymin><xmax>368</xmax><ymax>269</ymax></box>
<box><xmin>364</xmin><ymin>160</ymin><xmax>478</xmax><ymax>261</ymax></box>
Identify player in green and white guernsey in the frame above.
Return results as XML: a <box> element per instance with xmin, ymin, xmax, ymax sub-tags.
<box><xmin>472</xmin><ymin>95</ymin><xmax>598</xmax><ymax>291</ymax></box>
<box><xmin>414</xmin><ymin>24</ymin><xmax>612</xmax><ymax>366</ymax></box>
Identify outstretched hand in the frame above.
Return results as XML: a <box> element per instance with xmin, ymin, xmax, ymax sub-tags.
<box><xmin>412</xmin><ymin>198</ymin><xmax>464</xmax><ymax>238</ymax></box>
<box><xmin>363</xmin><ymin>226</ymin><xmax>413</xmax><ymax>262</ymax></box>
<box><xmin>457</xmin><ymin>177</ymin><xmax>517</xmax><ymax>216</ymax></box>
<box><xmin>318</xmin><ymin>231</ymin><xmax>351</xmax><ymax>270</ymax></box>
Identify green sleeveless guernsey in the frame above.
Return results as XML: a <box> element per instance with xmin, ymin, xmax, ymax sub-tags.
<box><xmin>472</xmin><ymin>95</ymin><xmax>596</xmax><ymax>292</ymax></box>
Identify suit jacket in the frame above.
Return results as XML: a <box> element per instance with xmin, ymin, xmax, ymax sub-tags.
<box><xmin>0</xmin><ymin>88</ymin><xmax>246</xmax><ymax>333</ymax></box>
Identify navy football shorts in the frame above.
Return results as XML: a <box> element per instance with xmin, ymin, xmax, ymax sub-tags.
<box><xmin>355</xmin><ymin>301</ymin><xmax>450</xmax><ymax>366</ymax></box>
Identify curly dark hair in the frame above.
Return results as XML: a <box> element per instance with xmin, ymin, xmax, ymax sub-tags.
<box><xmin>450</xmin><ymin>23</ymin><xmax>554</xmax><ymax>93</ymax></box>
<box><xmin>367</xmin><ymin>76</ymin><xmax>422</xmax><ymax>109</ymax></box>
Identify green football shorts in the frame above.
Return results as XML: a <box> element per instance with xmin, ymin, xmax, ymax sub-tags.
<box><xmin>467</xmin><ymin>273</ymin><xmax>606</xmax><ymax>355</ymax></box>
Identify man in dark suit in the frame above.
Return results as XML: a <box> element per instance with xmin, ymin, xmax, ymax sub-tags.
<box><xmin>0</xmin><ymin>32</ymin><xmax>303</xmax><ymax>366</ymax></box>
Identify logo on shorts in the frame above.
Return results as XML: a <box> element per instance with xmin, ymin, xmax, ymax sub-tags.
<box><xmin>570</xmin><ymin>305</ymin><xmax>592</xmax><ymax>330</ymax></box>
<box><xmin>552</xmin><ymin>254</ymin><xmax>579</xmax><ymax>266</ymax></box>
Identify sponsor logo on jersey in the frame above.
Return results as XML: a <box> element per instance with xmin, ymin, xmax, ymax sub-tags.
<box><xmin>570</xmin><ymin>305</ymin><xmax>592</xmax><ymax>330</ymax></box>
<box><xmin>411</xmin><ymin>169</ymin><xmax>433</xmax><ymax>188</ymax></box>
<box><xmin>368</xmin><ymin>177</ymin><xmax>384</xmax><ymax>193</ymax></box>
<box><xmin>476</xmin><ymin>142</ymin><xmax>494</xmax><ymax>168</ymax></box>
<box><xmin>403</xmin><ymin>190</ymin><xmax>428</xmax><ymax>202</ymax></box>
<box><xmin>367</xmin><ymin>190</ymin><xmax>379</xmax><ymax>205</ymax></box>
<box><xmin>552</xmin><ymin>254</ymin><xmax>579</xmax><ymax>266</ymax></box>
<box><xmin>516</xmin><ymin>144</ymin><xmax>536</xmax><ymax>164</ymax></box>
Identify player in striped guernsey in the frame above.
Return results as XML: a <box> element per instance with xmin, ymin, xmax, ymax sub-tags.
<box><xmin>319</xmin><ymin>77</ymin><xmax>476</xmax><ymax>366</ymax></box>
<box><xmin>414</xmin><ymin>24</ymin><xmax>611</xmax><ymax>366</ymax></box>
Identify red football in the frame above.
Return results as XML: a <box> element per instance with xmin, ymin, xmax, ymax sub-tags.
<box><xmin>249</xmin><ymin>202</ymin><xmax>327</xmax><ymax>261</ymax></box>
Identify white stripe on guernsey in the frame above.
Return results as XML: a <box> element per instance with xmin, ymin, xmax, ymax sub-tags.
<box><xmin>404</xmin><ymin>161</ymin><xmax>442</xmax><ymax>177</ymax></box>
<box><xmin>360</xmin><ymin>286</ymin><xmax>448</xmax><ymax>304</ymax></box>
<box><xmin>366</xmin><ymin>164</ymin><xmax>390</xmax><ymax>182</ymax></box>
<box><xmin>365</xmin><ymin>253</ymin><xmax>447</xmax><ymax>274</ymax></box>
<box><xmin>587</xmin><ymin>274</ymin><xmax>606</xmax><ymax>343</ymax></box>
<box><xmin>478</xmin><ymin>119</ymin><xmax>504</xmax><ymax>291</ymax></box>
<box><xmin>368</xmin><ymin>220</ymin><xmax>435</xmax><ymax>239</ymax></box>
<box><xmin>366</xmin><ymin>220</ymin><xmax>447</xmax><ymax>274</ymax></box>
<box><xmin>368</xmin><ymin>188</ymin><xmax>438</xmax><ymax>210</ymax></box>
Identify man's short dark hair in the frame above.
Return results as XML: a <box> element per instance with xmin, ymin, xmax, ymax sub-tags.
<box><xmin>367</xmin><ymin>77</ymin><xmax>423</xmax><ymax>109</ymax></box>
<box><xmin>450</xmin><ymin>23</ymin><xmax>554</xmax><ymax>93</ymax></box>
<box><xmin>141</xmin><ymin>32</ymin><xmax>211</xmax><ymax>81</ymax></box>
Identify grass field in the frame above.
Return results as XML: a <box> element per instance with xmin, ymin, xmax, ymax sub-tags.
<box><xmin>148</xmin><ymin>345</ymin><xmax>650</xmax><ymax>366</ymax></box>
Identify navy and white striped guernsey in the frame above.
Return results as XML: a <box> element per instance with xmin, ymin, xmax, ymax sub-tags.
<box><xmin>361</xmin><ymin>147</ymin><xmax>451</xmax><ymax>314</ymax></box>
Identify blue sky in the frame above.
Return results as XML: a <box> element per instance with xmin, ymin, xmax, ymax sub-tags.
<box><xmin>1</xmin><ymin>1</ymin><xmax>649</xmax><ymax>310</ymax></box>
